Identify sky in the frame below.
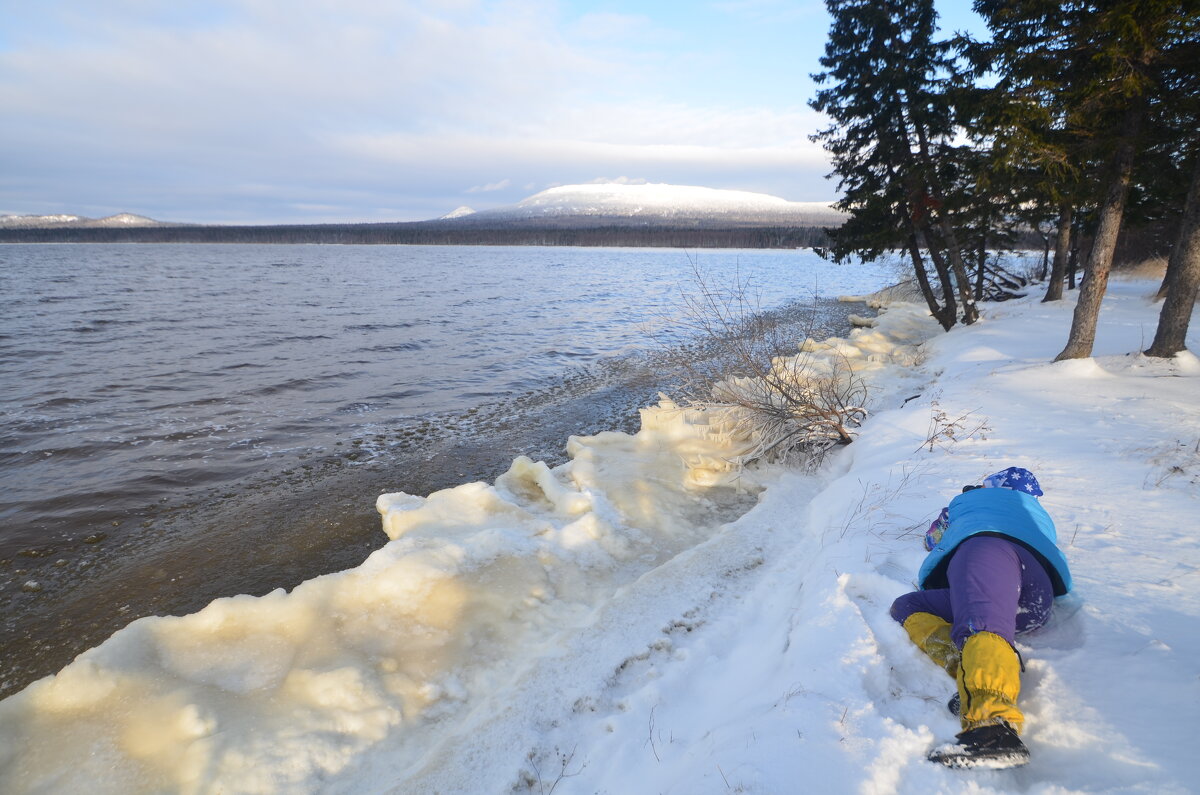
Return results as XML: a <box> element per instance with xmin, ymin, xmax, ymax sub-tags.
<box><xmin>0</xmin><ymin>1</ymin><xmax>988</xmax><ymax>224</ymax></box>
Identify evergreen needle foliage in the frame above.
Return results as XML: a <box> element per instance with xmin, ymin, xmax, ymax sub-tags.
<box><xmin>808</xmin><ymin>0</ymin><xmax>1200</xmax><ymax>356</ymax></box>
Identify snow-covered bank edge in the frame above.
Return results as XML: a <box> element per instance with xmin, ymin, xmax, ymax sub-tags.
<box><xmin>2</xmin><ymin>278</ymin><xmax>1197</xmax><ymax>794</ymax></box>
<box><xmin>0</xmin><ymin>289</ymin><xmax>938</xmax><ymax>792</ymax></box>
<box><xmin>488</xmin><ymin>277</ymin><xmax>1199</xmax><ymax>795</ymax></box>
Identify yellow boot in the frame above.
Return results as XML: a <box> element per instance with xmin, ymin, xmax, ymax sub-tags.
<box><xmin>902</xmin><ymin>612</ymin><xmax>960</xmax><ymax>679</ymax></box>
<box><xmin>957</xmin><ymin>631</ymin><xmax>1024</xmax><ymax>733</ymax></box>
<box><xmin>930</xmin><ymin>631</ymin><xmax>1029</xmax><ymax>767</ymax></box>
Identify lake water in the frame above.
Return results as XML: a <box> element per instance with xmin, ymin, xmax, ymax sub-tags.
<box><xmin>0</xmin><ymin>243</ymin><xmax>897</xmax><ymax>695</ymax></box>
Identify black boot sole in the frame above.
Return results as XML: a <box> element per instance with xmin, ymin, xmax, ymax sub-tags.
<box><xmin>928</xmin><ymin>723</ymin><xmax>1030</xmax><ymax>769</ymax></box>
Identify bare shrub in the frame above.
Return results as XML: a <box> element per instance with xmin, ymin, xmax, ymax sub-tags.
<box><xmin>655</xmin><ymin>260</ymin><xmax>870</xmax><ymax>468</ymax></box>
<box><xmin>915</xmin><ymin>396</ymin><xmax>991</xmax><ymax>453</ymax></box>
<box><xmin>517</xmin><ymin>746</ymin><xmax>584</xmax><ymax>794</ymax></box>
<box><xmin>1139</xmin><ymin>436</ymin><xmax>1200</xmax><ymax>489</ymax></box>
<box><xmin>831</xmin><ymin>461</ymin><xmax>933</xmax><ymax>541</ymax></box>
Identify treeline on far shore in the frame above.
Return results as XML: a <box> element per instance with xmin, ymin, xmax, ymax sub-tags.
<box><xmin>0</xmin><ymin>221</ymin><xmax>836</xmax><ymax>249</ymax></box>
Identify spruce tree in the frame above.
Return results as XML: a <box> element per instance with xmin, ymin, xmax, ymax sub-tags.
<box><xmin>967</xmin><ymin>1</ymin><xmax>1094</xmax><ymax>304</ymax></box>
<box><xmin>810</xmin><ymin>0</ymin><xmax>976</xmax><ymax>328</ymax></box>
<box><xmin>1145</xmin><ymin>153</ymin><xmax>1200</xmax><ymax>356</ymax></box>
<box><xmin>1052</xmin><ymin>1</ymin><xmax>1187</xmax><ymax>360</ymax></box>
<box><xmin>1144</xmin><ymin>16</ymin><xmax>1200</xmax><ymax>356</ymax></box>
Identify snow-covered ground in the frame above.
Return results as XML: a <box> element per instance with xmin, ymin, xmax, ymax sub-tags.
<box><xmin>1</xmin><ymin>276</ymin><xmax>1197</xmax><ymax>794</ymax></box>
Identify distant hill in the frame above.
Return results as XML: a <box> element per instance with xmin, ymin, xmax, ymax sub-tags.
<box><xmin>0</xmin><ymin>212</ymin><xmax>175</xmax><ymax>229</ymax></box>
<box><xmin>441</xmin><ymin>183</ymin><xmax>846</xmax><ymax>228</ymax></box>
<box><xmin>0</xmin><ymin>185</ymin><xmax>845</xmax><ymax>248</ymax></box>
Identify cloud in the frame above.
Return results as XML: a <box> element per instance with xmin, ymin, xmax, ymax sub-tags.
<box><xmin>589</xmin><ymin>177</ymin><xmax>648</xmax><ymax>185</ymax></box>
<box><xmin>708</xmin><ymin>0</ymin><xmax>822</xmax><ymax>23</ymax></box>
<box><xmin>327</xmin><ymin>128</ymin><xmax>834</xmax><ymax>213</ymax></box>
<box><xmin>568</xmin><ymin>12</ymin><xmax>672</xmax><ymax>44</ymax></box>
<box><xmin>466</xmin><ymin>179</ymin><xmax>512</xmax><ymax>194</ymax></box>
<box><xmin>0</xmin><ymin>0</ymin><xmax>838</xmax><ymax>222</ymax></box>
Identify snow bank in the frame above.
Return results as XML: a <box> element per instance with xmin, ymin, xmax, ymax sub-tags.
<box><xmin>3</xmin><ymin>278</ymin><xmax>1196</xmax><ymax>794</ymax></box>
<box><xmin>0</xmin><ymin>299</ymin><xmax>939</xmax><ymax>793</ymax></box>
<box><xmin>495</xmin><ymin>278</ymin><xmax>1199</xmax><ymax>794</ymax></box>
<box><xmin>838</xmin><ymin>278</ymin><xmax>925</xmax><ymax>308</ymax></box>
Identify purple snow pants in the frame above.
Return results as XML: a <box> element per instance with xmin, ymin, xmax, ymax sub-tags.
<box><xmin>890</xmin><ymin>535</ymin><xmax>1055</xmax><ymax>649</ymax></box>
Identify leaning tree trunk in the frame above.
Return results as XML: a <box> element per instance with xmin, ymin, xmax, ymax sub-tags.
<box><xmin>1056</xmin><ymin>106</ymin><xmax>1143</xmax><ymax>361</ymax></box>
<box><xmin>975</xmin><ymin>220</ymin><xmax>989</xmax><ymax>302</ymax></box>
<box><xmin>1037</xmin><ymin>225</ymin><xmax>1052</xmax><ymax>281</ymax></box>
<box><xmin>918</xmin><ymin>223</ymin><xmax>960</xmax><ymax>328</ymax></box>
<box><xmin>923</xmin><ymin>183</ymin><xmax>979</xmax><ymax>325</ymax></box>
<box><xmin>1155</xmin><ymin>268</ymin><xmax>1170</xmax><ymax>301</ymax></box>
<box><xmin>1068</xmin><ymin>232</ymin><xmax>1081</xmax><ymax>289</ymax></box>
<box><xmin>1043</xmin><ymin>203</ymin><xmax>1073</xmax><ymax>302</ymax></box>
<box><xmin>909</xmin><ymin>124</ymin><xmax>979</xmax><ymax>324</ymax></box>
<box><xmin>1145</xmin><ymin>154</ymin><xmax>1200</xmax><ymax>357</ymax></box>
<box><xmin>901</xmin><ymin>94</ymin><xmax>979</xmax><ymax>325</ymax></box>
<box><xmin>901</xmin><ymin>159</ymin><xmax>957</xmax><ymax>330</ymax></box>
<box><xmin>907</xmin><ymin>234</ymin><xmax>953</xmax><ymax>330</ymax></box>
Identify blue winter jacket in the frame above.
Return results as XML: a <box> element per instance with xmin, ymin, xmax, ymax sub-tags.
<box><xmin>918</xmin><ymin>487</ymin><xmax>1072</xmax><ymax>596</ymax></box>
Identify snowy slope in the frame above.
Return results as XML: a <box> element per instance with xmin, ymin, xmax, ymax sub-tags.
<box><xmin>387</xmin><ymin>278</ymin><xmax>1200</xmax><ymax>795</ymax></box>
<box><xmin>0</xmin><ymin>214</ymin><xmax>85</xmax><ymax>226</ymax></box>
<box><xmin>450</xmin><ymin>182</ymin><xmax>846</xmax><ymax>226</ymax></box>
<box><xmin>485</xmin><ymin>278</ymin><xmax>1200</xmax><ymax>795</ymax></box>
<box><xmin>93</xmin><ymin>213</ymin><xmax>161</xmax><ymax>227</ymax></box>
<box><xmin>0</xmin><ymin>213</ymin><xmax>166</xmax><ymax>228</ymax></box>
<box><xmin>0</xmin><ymin>276</ymin><xmax>1196</xmax><ymax>794</ymax></box>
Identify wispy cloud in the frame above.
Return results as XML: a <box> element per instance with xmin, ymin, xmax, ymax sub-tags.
<box><xmin>1</xmin><ymin>0</ymin><xmax>839</xmax><ymax>222</ymax></box>
<box><xmin>589</xmin><ymin>177</ymin><xmax>648</xmax><ymax>185</ymax></box>
<box><xmin>466</xmin><ymin>179</ymin><xmax>512</xmax><ymax>193</ymax></box>
<box><xmin>708</xmin><ymin>0</ymin><xmax>820</xmax><ymax>23</ymax></box>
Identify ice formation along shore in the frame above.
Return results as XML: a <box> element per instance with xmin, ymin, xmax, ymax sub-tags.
<box><xmin>0</xmin><ymin>292</ymin><xmax>936</xmax><ymax>793</ymax></box>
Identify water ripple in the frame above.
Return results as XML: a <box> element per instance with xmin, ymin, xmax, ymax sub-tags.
<box><xmin>1</xmin><ymin>243</ymin><xmax>896</xmax><ymax>562</ymax></box>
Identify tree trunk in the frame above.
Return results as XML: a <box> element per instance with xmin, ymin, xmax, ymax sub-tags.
<box><xmin>1038</xmin><ymin>225</ymin><xmax>1052</xmax><ymax>282</ymax></box>
<box><xmin>907</xmin><ymin>234</ymin><xmax>953</xmax><ymax>330</ymax></box>
<box><xmin>899</xmin><ymin>153</ymin><xmax>957</xmax><ymax>331</ymax></box>
<box><xmin>1155</xmin><ymin>271</ymin><xmax>1170</xmax><ymax>301</ymax></box>
<box><xmin>1068</xmin><ymin>215</ymin><xmax>1084</xmax><ymax>290</ymax></box>
<box><xmin>903</xmin><ymin>93</ymin><xmax>979</xmax><ymax>324</ymax></box>
<box><xmin>1145</xmin><ymin>155</ymin><xmax>1200</xmax><ymax>357</ymax></box>
<box><xmin>1055</xmin><ymin>105</ymin><xmax>1143</xmax><ymax>361</ymax></box>
<box><xmin>1043</xmin><ymin>203</ymin><xmax>1073</xmax><ymax>302</ymax></box>
<box><xmin>975</xmin><ymin>223</ymin><xmax>988</xmax><ymax>301</ymax></box>
<box><xmin>924</xmin><ymin>193</ymin><xmax>978</xmax><ymax>324</ymax></box>
<box><xmin>920</xmin><ymin>226</ymin><xmax>960</xmax><ymax>325</ymax></box>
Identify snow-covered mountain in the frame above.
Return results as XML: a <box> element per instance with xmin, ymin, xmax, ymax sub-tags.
<box><xmin>442</xmin><ymin>183</ymin><xmax>846</xmax><ymax>226</ymax></box>
<box><xmin>0</xmin><ymin>212</ymin><xmax>169</xmax><ymax>228</ymax></box>
<box><xmin>0</xmin><ymin>213</ymin><xmax>86</xmax><ymax>226</ymax></box>
<box><xmin>95</xmin><ymin>213</ymin><xmax>162</xmax><ymax>227</ymax></box>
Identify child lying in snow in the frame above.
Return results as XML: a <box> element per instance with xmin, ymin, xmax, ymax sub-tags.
<box><xmin>890</xmin><ymin>466</ymin><xmax>1073</xmax><ymax>768</ymax></box>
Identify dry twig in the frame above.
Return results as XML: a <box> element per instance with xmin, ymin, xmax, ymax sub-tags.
<box><xmin>655</xmin><ymin>260</ymin><xmax>871</xmax><ymax>468</ymax></box>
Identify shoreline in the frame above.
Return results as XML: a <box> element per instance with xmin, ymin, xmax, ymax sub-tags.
<box><xmin>0</xmin><ymin>279</ymin><xmax>934</xmax><ymax>793</ymax></box>
<box><xmin>2</xmin><ymin>277</ymin><xmax>1196</xmax><ymax>792</ymax></box>
<box><xmin>0</xmin><ymin>225</ymin><xmax>834</xmax><ymax>248</ymax></box>
<box><xmin>0</xmin><ymin>295</ymin><xmax>867</xmax><ymax>699</ymax></box>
